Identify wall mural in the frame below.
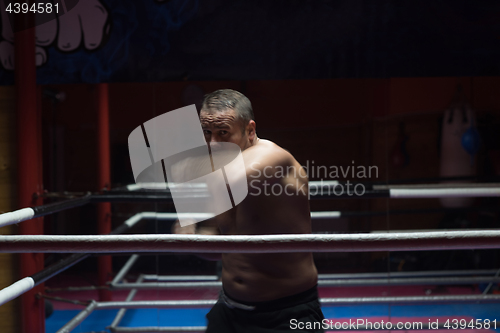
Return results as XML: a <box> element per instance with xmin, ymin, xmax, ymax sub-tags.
<box><xmin>0</xmin><ymin>0</ymin><xmax>499</xmax><ymax>85</ymax></box>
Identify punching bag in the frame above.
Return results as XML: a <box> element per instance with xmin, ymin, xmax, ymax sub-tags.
<box><xmin>439</xmin><ymin>105</ymin><xmax>477</xmax><ymax>207</ymax></box>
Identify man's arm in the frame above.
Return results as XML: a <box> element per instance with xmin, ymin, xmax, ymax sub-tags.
<box><xmin>171</xmin><ymin>218</ymin><xmax>222</xmax><ymax>261</ymax></box>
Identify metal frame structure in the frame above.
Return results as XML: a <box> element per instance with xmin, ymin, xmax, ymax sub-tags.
<box><xmin>57</xmin><ymin>280</ymin><xmax>500</xmax><ymax>333</ymax></box>
<box><xmin>109</xmin><ymin>256</ymin><xmax>500</xmax><ymax>290</ymax></box>
<box><xmin>0</xmin><ymin>212</ymin><xmax>183</xmax><ymax>306</ymax></box>
<box><xmin>56</xmin><ymin>254</ymin><xmax>495</xmax><ymax>333</ymax></box>
<box><xmin>2</xmin><ymin>182</ymin><xmax>500</xmax><ymax>230</ymax></box>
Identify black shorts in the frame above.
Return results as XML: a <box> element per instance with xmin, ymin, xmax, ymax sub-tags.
<box><xmin>205</xmin><ymin>285</ymin><xmax>325</xmax><ymax>333</ymax></box>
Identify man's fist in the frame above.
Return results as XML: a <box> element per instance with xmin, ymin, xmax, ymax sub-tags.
<box><xmin>171</xmin><ymin>219</ymin><xmax>196</xmax><ymax>234</ymax></box>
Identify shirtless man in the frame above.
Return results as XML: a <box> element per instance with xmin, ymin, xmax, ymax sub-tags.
<box><xmin>173</xmin><ymin>89</ymin><xmax>324</xmax><ymax>332</ymax></box>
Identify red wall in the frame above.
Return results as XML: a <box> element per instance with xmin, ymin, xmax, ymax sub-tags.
<box><xmin>42</xmin><ymin>77</ymin><xmax>500</xmax><ymax>235</ymax></box>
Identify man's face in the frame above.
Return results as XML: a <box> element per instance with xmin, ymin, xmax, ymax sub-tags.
<box><xmin>200</xmin><ymin>108</ymin><xmax>252</xmax><ymax>151</ymax></box>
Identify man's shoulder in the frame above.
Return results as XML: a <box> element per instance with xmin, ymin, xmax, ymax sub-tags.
<box><xmin>247</xmin><ymin>138</ymin><xmax>291</xmax><ymax>156</ymax></box>
<box><xmin>243</xmin><ymin>139</ymin><xmax>293</xmax><ymax>167</ymax></box>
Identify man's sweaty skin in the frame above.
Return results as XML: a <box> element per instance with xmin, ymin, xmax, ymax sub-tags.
<box><xmin>174</xmin><ymin>107</ymin><xmax>318</xmax><ymax>302</ymax></box>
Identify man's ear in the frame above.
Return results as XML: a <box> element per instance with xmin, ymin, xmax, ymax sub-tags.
<box><xmin>247</xmin><ymin>120</ymin><xmax>256</xmax><ymax>140</ymax></box>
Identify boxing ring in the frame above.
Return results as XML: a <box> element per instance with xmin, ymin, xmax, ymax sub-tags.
<box><xmin>1</xmin><ymin>182</ymin><xmax>500</xmax><ymax>332</ymax></box>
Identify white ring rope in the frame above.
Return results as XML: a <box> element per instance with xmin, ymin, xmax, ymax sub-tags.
<box><xmin>1</xmin><ymin>183</ymin><xmax>498</xmax><ymax>228</ymax></box>
<box><xmin>127</xmin><ymin>182</ymin><xmax>500</xmax><ymax>198</ymax></box>
<box><xmin>0</xmin><ymin>277</ymin><xmax>34</xmax><ymax>305</ymax></box>
<box><xmin>0</xmin><ymin>208</ymin><xmax>34</xmax><ymax>228</ymax></box>
<box><xmin>71</xmin><ymin>295</ymin><xmax>500</xmax><ymax>311</ymax></box>
<box><xmin>310</xmin><ymin>211</ymin><xmax>341</xmax><ymax>218</ymax></box>
<box><xmin>390</xmin><ymin>188</ymin><xmax>500</xmax><ymax>198</ymax></box>
<box><xmin>0</xmin><ymin>211</ymin><xmax>217</xmax><ymax>230</ymax></box>
<box><xmin>54</xmin><ymin>295</ymin><xmax>500</xmax><ymax>333</ymax></box>
<box><xmin>0</xmin><ymin>210</ymin><xmax>343</xmax><ymax>231</ymax></box>
<box><xmin>1</xmin><ymin>230</ymin><xmax>500</xmax><ymax>253</ymax></box>
<box><xmin>127</xmin><ymin>180</ymin><xmax>340</xmax><ymax>191</ymax></box>
<box><xmin>0</xmin><ymin>212</ymin><xmax>147</xmax><ymax>307</ymax></box>
<box><xmin>376</xmin><ymin>183</ymin><xmax>500</xmax><ymax>189</ymax></box>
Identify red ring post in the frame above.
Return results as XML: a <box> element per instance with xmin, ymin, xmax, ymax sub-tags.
<box><xmin>15</xmin><ymin>13</ymin><xmax>45</xmax><ymax>333</ymax></box>
<box><xmin>97</xmin><ymin>83</ymin><xmax>112</xmax><ymax>301</ymax></box>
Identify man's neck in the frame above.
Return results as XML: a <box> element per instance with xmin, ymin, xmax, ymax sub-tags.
<box><xmin>248</xmin><ymin>136</ymin><xmax>259</xmax><ymax>148</ymax></box>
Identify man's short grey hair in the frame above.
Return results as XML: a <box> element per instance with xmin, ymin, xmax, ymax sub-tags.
<box><xmin>201</xmin><ymin>89</ymin><xmax>254</xmax><ymax>128</ymax></box>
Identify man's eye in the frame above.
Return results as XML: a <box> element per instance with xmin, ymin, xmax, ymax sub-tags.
<box><xmin>203</xmin><ymin>130</ymin><xmax>211</xmax><ymax>135</ymax></box>
<box><xmin>220</xmin><ymin>131</ymin><xmax>228</xmax><ymax>135</ymax></box>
